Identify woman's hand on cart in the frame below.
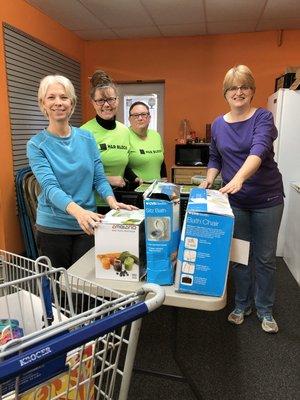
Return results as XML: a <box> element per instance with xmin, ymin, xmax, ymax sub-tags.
<box><xmin>66</xmin><ymin>202</ymin><xmax>104</xmax><ymax>235</ymax></box>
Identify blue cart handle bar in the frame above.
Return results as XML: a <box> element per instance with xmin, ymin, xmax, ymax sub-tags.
<box><xmin>0</xmin><ymin>301</ymin><xmax>148</xmax><ymax>383</ymax></box>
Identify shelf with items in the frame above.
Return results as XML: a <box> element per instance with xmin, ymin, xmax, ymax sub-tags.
<box><xmin>171</xmin><ymin>165</ymin><xmax>207</xmax><ymax>185</ymax></box>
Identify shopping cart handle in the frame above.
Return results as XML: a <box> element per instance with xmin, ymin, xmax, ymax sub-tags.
<box><xmin>139</xmin><ymin>284</ymin><xmax>165</xmax><ymax>312</ymax></box>
<box><xmin>0</xmin><ymin>284</ymin><xmax>165</xmax><ymax>385</ymax></box>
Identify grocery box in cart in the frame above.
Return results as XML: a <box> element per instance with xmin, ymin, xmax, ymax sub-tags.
<box><xmin>95</xmin><ymin>208</ymin><xmax>146</xmax><ymax>281</ymax></box>
<box><xmin>0</xmin><ymin>291</ymin><xmax>69</xmax><ymax>396</ymax></box>
<box><xmin>175</xmin><ymin>188</ymin><xmax>234</xmax><ymax>297</ymax></box>
<box><xmin>5</xmin><ymin>344</ymin><xmax>95</xmax><ymax>400</ymax></box>
<box><xmin>144</xmin><ymin>181</ymin><xmax>180</xmax><ymax>285</ymax></box>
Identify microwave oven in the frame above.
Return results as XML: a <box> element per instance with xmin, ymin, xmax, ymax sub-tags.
<box><xmin>175</xmin><ymin>143</ymin><xmax>210</xmax><ymax>166</ymax></box>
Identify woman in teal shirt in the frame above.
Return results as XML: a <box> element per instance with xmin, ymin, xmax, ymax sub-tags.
<box><xmin>27</xmin><ymin>75</ymin><xmax>134</xmax><ymax>269</ymax></box>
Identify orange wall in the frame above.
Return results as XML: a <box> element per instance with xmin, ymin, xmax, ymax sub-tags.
<box><xmin>1</xmin><ymin>2</ymin><xmax>300</xmax><ymax>254</ymax></box>
<box><xmin>83</xmin><ymin>29</ymin><xmax>300</xmax><ymax>174</ymax></box>
<box><xmin>0</xmin><ymin>0</ymin><xmax>84</xmax><ymax>252</ymax></box>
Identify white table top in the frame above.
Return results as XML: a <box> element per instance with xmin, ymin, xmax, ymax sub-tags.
<box><xmin>69</xmin><ymin>248</ymin><xmax>226</xmax><ymax>312</ymax></box>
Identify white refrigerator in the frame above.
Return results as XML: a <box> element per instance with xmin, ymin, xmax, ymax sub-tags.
<box><xmin>267</xmin><ymin>89</ymin><xmax>300</xmax><ymax>260</ymax></box>
<box><xmin>283</xmin><ymin>184</ymin><xmax>300</xmax><ymax>285</ymax></box>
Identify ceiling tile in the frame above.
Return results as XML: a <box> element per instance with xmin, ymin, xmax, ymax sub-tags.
<box><xmin>73</xmin><ymin>29</ymin><xmax>119</xmax><ymax>41</ymax></box>
<box><xmin>82</xmin><ymin>0</ymin><xmax>154</xmax><ymax>28</ymax></box>
<box><xmin>257</xmin><ymin>17</ymin><xmax>300</xmax><ymax>31</ymax></box>
<box><xmin>207</xmin><ymin>20</ymin><xmax>257</xmax><ymax>35</ymax></box>
<box><xmin>142</xmin><ymin>0</ymin><xmax>205</xmax><ymax>24</ymax></box>
<box><xmin>25</xmin><ymin>0</ymin><xmax>105</xmax><ymax>30</ymax></box>
<box><xmin>114</xmin><ymin>26</ymin><xmax>162</xmax><ymax>39</ymax></box>
<box><xmin>263</xmin><ymin>0</ymin><xmax>300</xmax><ymax>19</ymax></box>
<box><xmin>159</xmin><ymin>23</ymin><xmax>206</xmax><ymax>37</ymax></box>
<box><xmin>206</xmin><ymin>0</ymin><xmax>266</xmax><ymax>22</ymax></box>
<box><xmin>24</xmin><ymin>0</ymin><xmax>300</xmax><ymax>40</ymax></box>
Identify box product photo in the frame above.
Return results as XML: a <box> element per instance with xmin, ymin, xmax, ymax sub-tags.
<box><xmin>95</xmin><ymin>209</ymin><xmax>146</xmax><ymax>281</ymax></box>
<box><xmin>144</xmin><ymin>181</ymin><xmax>181</xmax><ymax>285</ymax></box>
<box><xmin>175</xmin><ymin>188</ymin><xmax>234</xmax><ymax>297</ymax></box>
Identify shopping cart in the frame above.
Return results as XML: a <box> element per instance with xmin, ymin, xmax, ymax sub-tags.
<box><xmin>0</xmin><ymin>250</ymin><xmax>165</xmax><ymax>400</ymax></box>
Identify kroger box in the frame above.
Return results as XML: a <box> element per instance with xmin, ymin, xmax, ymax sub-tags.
<box><xmin>5</xmin><ymin>343</ymin><xmax>95</xmax><ymax>400</ymax></box>
<box><xmin>95</xmin><ymin>209</ymin><xmax>146</xmax><ymax>281</ymax></box>
<box><xmin>144</xmin><ymin>181</ymin><xmax>180</xmax><ymax>285</ymax></box>
<box><xmin>175</xmin><ymin>188</ymin><xmax>234</xmax><ymax>297</ymax></box>
<box><xmin>0</xmin><ymin>292</ymin><xmax>68</xmax><ymax>396</ymax></box>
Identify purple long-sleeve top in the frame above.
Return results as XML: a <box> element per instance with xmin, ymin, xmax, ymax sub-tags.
<box><xmin>208</xmin><ymin>108</ymin><xmax>284</xmax><ymax>209</ymax></box>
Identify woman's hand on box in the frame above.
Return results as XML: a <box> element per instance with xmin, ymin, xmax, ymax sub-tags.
<box><xmin>199</xmin><ymin>179</ymin><xmax>213</xmax><ymax>189</ymax></box>
<box><xmin>219</xmin><ymin>176</ymin><xmax>243</xmax><ymax>194</ymax></box>
<box><xmin>135</xmin><ymin>177</ymin><xmax>143</xmax><ymax>185</ymax></box>
<box><xmin>106</xmin><ymin>196</ymin><xmax>138</xmax><ymax>211</ymax></box>
<box><xmin>117</xmin><ymin>202</ymin><xmax>139</xmax><ymax>210</ymax></box>
<box><xmin>66</xmin><ymin>202</ymin><xmax>103</xmax><ymax>235</ymax></box>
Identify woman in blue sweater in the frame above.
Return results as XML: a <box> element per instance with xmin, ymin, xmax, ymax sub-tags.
<box><xmin>27</xmin><ymin>75</ymin><xmax>134</xmax><ymax>269</ymax></box>
<box><xmin>201</xmin><ymin>65</ymin><xmax>284</xmax><ymax>333</ymax></box>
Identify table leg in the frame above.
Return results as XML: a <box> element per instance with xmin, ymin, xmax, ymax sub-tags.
<box><xmin>171</xmin><ymin>307</ymin><xmax>204</xmax><ymax>400</ymax></box>
<box><xmin>133</xmin><ymin>308</ymin><xmax>204</xmax><ymax>400</ymax></box>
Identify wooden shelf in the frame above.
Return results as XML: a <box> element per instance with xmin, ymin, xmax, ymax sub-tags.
<box><xmin>171</xmin><ymin>165</ymin><xmax>207</xmax><ymax>184</ymax></box>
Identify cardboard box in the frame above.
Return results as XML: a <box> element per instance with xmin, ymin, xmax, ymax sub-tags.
<box><xmin>285</xmin><ymin>66</ymin><xmax>300</xmax><ymax>73</ymax></box>
<box><xmin>144</xmin><ymin>181</ymin><xmax>180</xmax><ymax>285</ymax></box>
<box><xmin>275</xmin><ymin>72</ymin><xmax>296</xmax><ymax>91</ymax></box>
<box><xmin>274</xmin><ymin>68</ymin><xmax>300</xmax><ymax>92</ymax></box>
<box><xmin>175</xmin><ymin>188</ymin><xmax>234</xmax><ymax>297</ymax></box>
<box><xmin>289</xmin><ymin>68</ymin><xmax>300</xmax><ymax>90</ymax></box>
<box><xmin>95</xmin><ymin>209</ymin><xmax>146</xmax><ymax>281</ymax></box>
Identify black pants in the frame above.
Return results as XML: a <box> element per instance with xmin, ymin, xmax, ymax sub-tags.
<box><xmin>36</xmin><ymin>231</ymin><xmax>94</xmax><ymax>269</ymax></box>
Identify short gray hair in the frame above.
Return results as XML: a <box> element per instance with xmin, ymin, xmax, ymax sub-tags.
<box><xmin>38</xmin><ymin>75</ymin><xmax>77</xmax><ymax>117</ymax></box>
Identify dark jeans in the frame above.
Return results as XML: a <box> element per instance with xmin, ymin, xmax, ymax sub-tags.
<box><xmin>36</xmin><ymin>231</ymin><xmax>94</xmax><ymax>269</ymax></box>
<box><xmin>231</xmin><ymin>203</ymin><xmax>284</xmax><ymax>317</ymax></box>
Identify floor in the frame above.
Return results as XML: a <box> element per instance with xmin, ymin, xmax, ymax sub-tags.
<box><xmin>128</xmin><ymin>258</ymin><xmax>300</xmax><ymax>400</ymax></box>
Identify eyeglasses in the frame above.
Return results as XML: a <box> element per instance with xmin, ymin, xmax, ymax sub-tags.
<box><xmin>93</xmin><ymin>97</ymin><xmax>117</xmax><ymax>106</ymax></box>
<box><xmin>129</xmin><ymin>112</ymin><xmax>150</xmax><ymax>119</ymax></box>
<box><xmin>227</xmin><ymin>85</ymin><xmax>251</xmax><ymax>93</ymax></box>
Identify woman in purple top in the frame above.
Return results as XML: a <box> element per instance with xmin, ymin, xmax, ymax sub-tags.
<box><xmin>201</xmin><ymin>65</ymin><xmax>284</xmax><ymax>333</ymax></box>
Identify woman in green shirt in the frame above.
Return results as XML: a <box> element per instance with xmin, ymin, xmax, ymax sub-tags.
<box><xmin>82</xmin><ymin>70</ymin><xmax>137</xmax><ymax>209</ymax></box>
<box><xmin>81</xmin><ymin>70</ymin><xmax>133</xmax><ymax>188</ymax></box>
<box><xmin>128</xmin><ymin>101</ymin><xmax>167</xmax><ymax>183</ymax></box>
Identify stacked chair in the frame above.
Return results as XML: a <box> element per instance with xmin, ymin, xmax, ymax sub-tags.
<box><xmin>15</xmin><ymin>167</ymin><xmax>40</xmax><ymax>259</ymax></box>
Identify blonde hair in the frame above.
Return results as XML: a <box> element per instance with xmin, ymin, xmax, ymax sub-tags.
<box><xmin>223</xmin><ymin>65</ymin><xmax>256</xmax><ymax>97</ymax></box>
<box><xmin>38</xmin><ymin>75</ymin><xmax>77</xmax><ymax>117</ymax></box>
<box><xmin>89</xmin><ymin>70</ymin><xmax>118</xmax><ymax>99</ymax></box>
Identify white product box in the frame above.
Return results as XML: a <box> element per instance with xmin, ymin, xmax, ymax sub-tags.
<box><xmin>95</xmin><ymin>209</ymin><xmax>146</xmax><ymax>281</ymax></box>
<box><xmin>175</xmin><ymin>188</ymin><xmax>234</xmax><ymax>297</ymax></box>
<box><xmin>144</xmin><ymin>181</ymin><xmax>180</xmax><ymax>285</ymax></box>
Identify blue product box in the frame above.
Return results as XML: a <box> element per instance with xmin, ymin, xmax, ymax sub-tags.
<box><xmin>144</xmin><ymin>182</ymin><xmax>180</xmax><ymax>285</ymax></box>
<box><xmin>175</xmin><ymin>188</ymin><xmax>234</xmax><ymax>296</ymax></box>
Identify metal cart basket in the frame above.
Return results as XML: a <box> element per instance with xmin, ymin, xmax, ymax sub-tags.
<box><xmin>0</xmin><ymin>250</ymin><xmax>165</xmax><ymax>400</ymax></box>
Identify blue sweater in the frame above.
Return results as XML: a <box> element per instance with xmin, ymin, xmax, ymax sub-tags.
<box><xmin>27</xmin><ymin>127</ymin><xmax>114</xmax><ymax>230</ymax></box>
<box><xmin>209</xmin><ymin>108</ymin><xmax>284</xmax><ymax>209</ymax></box>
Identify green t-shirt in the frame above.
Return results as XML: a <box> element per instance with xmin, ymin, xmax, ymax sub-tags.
<box><xmin>128</xmin><ymin>128</ymin><xmax>164</xmax><ymax>182</ymax></box>
<box><xmin>81</xmin><ymin>119</ymin><xmax>130</xmax><ymax>176</ymax></box>
<box><xmin>81</xmin><ymin>119</ymin><xmax>130</xmax><ymax>205</ymax></box>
